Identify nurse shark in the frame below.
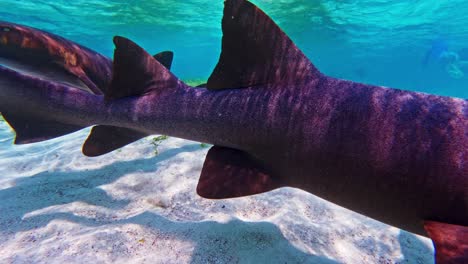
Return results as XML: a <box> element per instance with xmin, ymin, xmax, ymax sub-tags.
<box><xmin>0</xmin><ymin>21</ymin><xmax>112</xmax><ymax>95</ymax></box>
<box><xmin>0</xmin><ymin>21</ymin><xmax>173</xmax><ymax>148</ymax></box>
<box><xmin>0</xmin><ymin>0</ymin><xmax>466</xmax><ymax>263</ymax></box>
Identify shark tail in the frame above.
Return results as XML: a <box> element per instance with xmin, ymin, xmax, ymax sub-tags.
<box><xmin>82</xmin><ymin>49</ymin><xmax>174</xmax><ymax>157</ymax></box>
<box><xmin>0</xmin><ymin>65</ymin><xmax>87</xmax><ymax>144</ymax></box>
<box><xmin>2</xmin><ymin>110</ymin><xmax>84</xmax><ymax>144</ymax></box>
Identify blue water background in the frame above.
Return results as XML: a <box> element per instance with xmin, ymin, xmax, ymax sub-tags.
<box><xmin>1</xmin><ymin>0</ymin><xmax>467</xmax><ymax>98</ymax></box>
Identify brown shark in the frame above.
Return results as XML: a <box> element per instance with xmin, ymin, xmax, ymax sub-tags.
<box><xmin>0</xmin><ymin>0</ymin><xmax>466</xmax><ymax>262</ymax></box>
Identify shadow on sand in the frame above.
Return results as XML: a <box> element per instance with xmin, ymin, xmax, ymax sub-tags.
<box><xmin>0</xmin><ymin>138</ymin><xmax>432</xmax><ymax>263</ymax></box>
<box><xmin>0</xmin><ymin>141</ymin><xmax>339</xmax><ymax>263</ymax></box>
<box><xmin>0</xmin><ymin>143</ymin><xmax>201</xmax><ymax>234</ymax></box>
<box><xmin>16</xmin><ymin>211</ymin><xmax>339</xmax><ymax>264</ymax></box>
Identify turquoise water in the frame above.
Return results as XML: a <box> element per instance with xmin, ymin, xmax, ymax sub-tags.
<box><xmin>1</xmin><ymin>0</ymin><xmax>468</xmax><ymax>98</ymax></box>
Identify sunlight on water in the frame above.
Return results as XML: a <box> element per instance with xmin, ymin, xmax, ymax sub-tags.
<box><xmin>0</xmin><ymin>0</ymin><xmax>467</xmax><ymax>97</ymax></box>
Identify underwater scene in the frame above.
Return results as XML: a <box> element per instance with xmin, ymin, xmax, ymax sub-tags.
<box><xmin>2</xmin><ymin>0</ymin><xmax>468</xmax><ymax>97</ymax></box>
<box><xmin>0</xmin><ymin>0</ymin><xmax>466</xmax><ymax>263</ymax></box>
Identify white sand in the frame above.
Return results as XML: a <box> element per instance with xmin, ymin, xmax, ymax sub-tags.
<box><xmin>0</xmin><ymin>120</ymin><xmax>434</xmax><ymax>263</ymax></box>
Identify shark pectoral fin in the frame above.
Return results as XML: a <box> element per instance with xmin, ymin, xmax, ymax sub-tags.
<box><xmin>197</xmin><ymin>146</ymin><xmax>282</xmax><ymax>199</ymax></box>
<box><xmin>206</xmin><ymin>0</ymin><xmax>321</xmax><ymax>90</ymax></box>
<box><xmin>424</xmin><ymin>221</ymin><xmax>468</xmax><ymax>263</ymax></box>
<box><xmin>82</xmin><ymin>125</ymin><xmax>148</xmax><ymax>157</ymax></box>
<box><xmin>153</xmin><ymin>51</ymin><xmax>174</xmax><ymax>70</ymax></box>
<box><xmin>2</xmin><ymin>111</ymin><xmax>83</xmax><ymax>144</ymax></box>
<box><xmin>105</xmin><ymin>37</ymin><xmax>179</xmax><ymax>100</ymax></box>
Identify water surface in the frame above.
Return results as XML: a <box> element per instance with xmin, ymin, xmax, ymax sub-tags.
<box><xmin>1</xmin><ymin>0</ymin><xmax>467</xmax><ymax>96</ymax></box>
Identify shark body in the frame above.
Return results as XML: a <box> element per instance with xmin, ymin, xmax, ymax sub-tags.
<box><xmin>0</xmin><ymin>21</ymin><xmax>173</xmax><ymax>146</ymax></box>
<box><xmin>0</xmin><ymin>21</ymin><xmax>112</xmax><ymax>94</ymax></box>
<box><xmin>0</xmin><ymin>0</ymin><xmax>466</xmax><ymax>262</ymax></box>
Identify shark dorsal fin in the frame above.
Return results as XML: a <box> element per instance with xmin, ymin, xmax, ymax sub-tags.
<box><xmin>82</xmin><ymin>50</ymin><xmax>175</xmax><ymax>157</ymax></box>
<box><xmin>207</xmin><ymin>0</ymin><xmax>321</xmax><ymax>90</ymax></box>
<box><xmin>106</xmin><ymin>36</ymin><xmax>178</xmax><ymax>100</ymax></box>
<box><xmin>153</xmin><ymin>51</ymin><xmax>174</xmax><ymax>70</ymax></box>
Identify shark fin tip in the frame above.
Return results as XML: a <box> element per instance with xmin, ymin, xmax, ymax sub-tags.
<box><xmin>197</xmin><ymin>146</ymin><xmax>282</xmax><ymax>199</ymax></box>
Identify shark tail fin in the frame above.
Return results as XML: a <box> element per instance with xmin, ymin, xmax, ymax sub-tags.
<box><xmin>83</xmin><ymin>48</ymin><xmax>175</xmax><ymax>157</ymax></box>
<box><xmin>0</xmin><ymin>63</ymin><xmax>88</xmax><ymax>144</ymax></box>
<box><xmin>2</xmin><ymin>111</ymin><xmax>84</xmax><ymax>144</ymax></box>
<box><xmin>424</xmin><ymin>221</ymin><xmax>468</xmax><ymax>263</ymax></box>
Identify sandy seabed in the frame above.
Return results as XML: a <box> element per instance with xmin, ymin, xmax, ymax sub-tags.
<box><xmin>0</xmin><ymin>121</ymin><xmax>434</xmax><ymax>264</ymax></box>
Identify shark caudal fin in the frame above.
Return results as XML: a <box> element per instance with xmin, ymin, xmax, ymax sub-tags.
<box><xmin>2</xmin><ymin>111</ymin><xmax>83</xmax><ymax>144</ymax></box>
<box><xmin>424</xmin><ymin>221</ymin><xmax>468</xmax><ymax>263</ymax></box>
<box><xmin>206</xmin><ymin>0</ymin><xmax>321</xmax><ymax>90</ymax></box>
<box><xmin>0</xmin><ymin>65</ymin><xmax>85</xmax><ymax>144</ymax></box>
<box><xmin>82</xmin><ymin>38</ymin><xmax>177</xmax><ymax>156</ymax></box>
<box><xmin>197</xmin><ymin>0</ymin><xmax>321</xmax><ymax>198</ymax></box>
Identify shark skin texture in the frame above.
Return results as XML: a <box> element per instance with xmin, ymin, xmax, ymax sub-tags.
<box><xmin>0</xmin><ymin>21</ymin><xmax>112</xmax><ymax>95</ymax></box>
<box><xmin>0</xmin><ymin>20</ymin><xmax>174</xmax><ymax>96</ymax></box>
<box><xmin>0</xmin><ymin>21</ymin><xmax>173</xmax><ymax>147</ymax></box>
<box><xmin>0</xmin><ymin>20</ymin><xmax>111</xmax><ymax>144</ymax></box>
<box><xmin>0</xmin><ymin>0</ymin><xmax>466</xmax><ymax>262</ymax></box>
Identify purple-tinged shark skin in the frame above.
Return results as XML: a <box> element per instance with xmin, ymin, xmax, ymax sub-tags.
<box><xmin>0</xmin><ymin>0</ymin><xmax>466</xmax><ymax>262</ymax></box>
<box><xmin>0</xmin><ymin>20</ymin><xmax>111</xmax><ymax>144</ymax></box>
<box><xmin>0</xmin><ymin>21</ymin><xmax>174</xmax><ymax>148</ymax></box>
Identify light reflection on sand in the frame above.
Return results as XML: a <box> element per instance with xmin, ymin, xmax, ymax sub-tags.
<box><xmin>0</xmin><ymin>122</ymin><xmax>433</xmax><ymax>263</ymax></box>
